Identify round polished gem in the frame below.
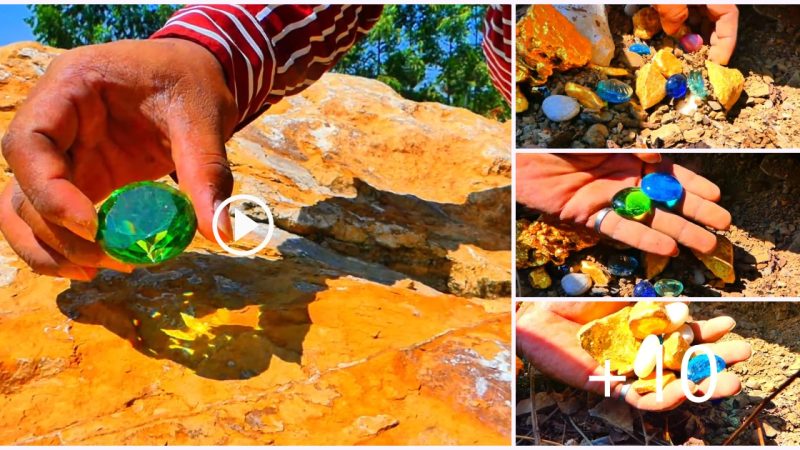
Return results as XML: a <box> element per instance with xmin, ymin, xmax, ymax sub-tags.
<box><xmin>596</xmin><ymin>79</ymin><xmax>633</xmax><ymax>104</ymax></box>
<box><xmin>97</xmin><ymin>181</ymin><xmax>197</xmax><ymax>265</ymax></box>
<box><xmin>628</xmin><ymin>42</ymin><xmax>651</xmax><ymax>55</ymax></box>
<box><xmin>679</xmin><ymin>33</ymin><xmax>703</xmax><ymax>53</ymax></box>
<box><xmin>687</xmin><ymin>70</ymin><xmax>707</xmax><ymax>99</ymax></box>
<box><xmin>611</xmin><ymin>187</ymin><xmax>652</xmax><ymax>220</ymax></box>
<box><xmin>641</xmin><ymin>172</ymin><xmax>684</xmax><ymax>203</ymax></box>
<box><xmin>654</xmin><ymin>278</ymin><xmax>684</xmax><ymax>297</ymax></box>
<box><xmin>687</xmin><ymin>354</ymin><xmax>726</xmax><ymax>383</ymax></box>
<box><xmin>634</xmin><ymin>280</ymin><xmax>658</xmax><ymax>297</ymax></box>
<box><xmin>665</xmin><ymin>74</ymin><xmax>687</xmax><ymax>99</ymax></box>
<box><xmin>608</xmin><ymin>254</ymin><xmax>639</xmax><ymax>277</ymax></box>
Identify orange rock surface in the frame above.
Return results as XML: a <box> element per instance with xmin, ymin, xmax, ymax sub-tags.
<box><xmin>516</xmin><ymin>5</ymin><xmax>592</xmax><ymax>85</ymax></box>
<box><xmin>0</xmin><ymin>43</ymin><xmax>511</xmax><ymax>445</ymax></box>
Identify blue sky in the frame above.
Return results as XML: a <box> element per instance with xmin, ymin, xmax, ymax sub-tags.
<box><xmin>0</xmin><ymin>5</ymin><xmax>35</xmax><ymax>45</ymax></box>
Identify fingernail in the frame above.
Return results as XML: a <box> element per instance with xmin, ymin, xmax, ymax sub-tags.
<box><xmin>64</xmin><ymin>218</ymin><xmax>98</xmax><ymax>243</ymax></box>
<box><xmin>727</xmin><ymin>318</ymin><xmax>737</xmax><ymax>332</ymax></box>
<box><xmin>214</xmin><ymin>199</ymin><xmax>233</xmax><ymax>243</ymax></box>
<box><xmin>61</xmin><ymin>265</ymin><xmax>96</xmax><ymax>281</ymax></box>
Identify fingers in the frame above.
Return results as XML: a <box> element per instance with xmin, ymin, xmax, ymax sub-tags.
<box><xmin>655</xmin><ymin>5</ymin><xmax>690</xmax><ymax>36</ymax></box>
<box><xmin>592</xmin><ymin>209</ymin><xmax>679</xmax><ymax>256</ymax></box>
<box><xmin>648</xmin><ymin>207</ymin><xmax>719</xmax><ymax>254</ymax></box>
<box><xmin>697</xmin><ymin>371</ymin><xmax>741</xmax><ymax>400</ymax></box>
<box><xmin>649</xmin><ymin>160</ymin><xmax>722</xmax><ymax>202</ymax></box>
<box><xmin>705</xmin><ymin>5</ymin><xmax>739</xmax><ymax>65</ymax></box>
<box><xmin>625</xmin><ymin>378</ymin><xmax>690</xmax><ymax>411</ymax></box>
<box><xmin>676</xmin><ymin>191</ymin><xmax>731</xmax><ymax>231</ymax></box>
<box><xmin>633</xmin><ymin>153</ymin><xmax>662</xmax><ymax>164</ymax></box>
<box><xmin>690</xmin><ymin>316</ymin><xmax>737</xmax><ymax>342</ymax></box>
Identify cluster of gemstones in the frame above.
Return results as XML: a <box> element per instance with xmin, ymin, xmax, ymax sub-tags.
<box><xmin>612</xmin><ymin>172</ymin><xmax>684</xmax><ymax>220</ymax></box>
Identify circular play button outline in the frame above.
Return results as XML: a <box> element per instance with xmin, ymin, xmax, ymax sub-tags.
<box><xmin>212</xmin><ymin>194</ymin><xmax>275</xmax><ymax>257</ymax></box>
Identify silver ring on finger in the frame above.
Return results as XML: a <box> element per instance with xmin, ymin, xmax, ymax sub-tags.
<box><xmin>594</xmin><ymin>207</ymin><xmax>614</xmax><ymax>234</ymax></box>
<box><xmin>617</xmin><ymin>383</ymin><xmax>632</xmax><ymax>400</ymax></box>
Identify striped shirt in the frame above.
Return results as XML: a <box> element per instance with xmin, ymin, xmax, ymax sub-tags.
<box><xmin>152</xmin><ymin>4</ymin><xmax>512</xmax><ymax>127</ymax></box>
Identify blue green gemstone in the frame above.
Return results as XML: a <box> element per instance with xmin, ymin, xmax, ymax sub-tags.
<box><xmin>628</xmin><ymin>43</ymin><xmax>650</xmax><ymax>55</ymax></box>
<box><xmin>687</xmin><ymin>70</ymin><xmax>707</xmax><ymax>99</ymax></box>
<box><xmin>641</xmin><ymin>173</ymin><xmax>684</xmax><ymax>203</ymax></box>
<box><xmin>654</xmin><ymin>279</ymin><xmax>684</xmax><ymax>297</ymax></box>
<box><xmin>611</xmin><ymin>187</ymin><xmax>652</xmax><ymax>220</ymax></box>
<box><xmin>596</xmin><ymin>79</ymin><xmax>633</xmax><ymax>104</ymax></box>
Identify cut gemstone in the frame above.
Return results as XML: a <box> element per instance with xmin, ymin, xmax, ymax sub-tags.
<box><xmin>596</xmin><ymin>79</ymin><xmax>633</xmax><ymax>104</ymax></box>
<box><xmin>633</xmin><ymin>280</ymin><xmax>658</xmax><ymax>297</ymax></box>
<box><xmin>687</xmin><ymin>70</ymin><xmax>707</xmax><ymax>99</ymax></box>
<box><xmin>665</xmin><ymin>74</ymin><xmax>687</xmax><ymax>99</ymax></box>
<box><xmin>686</xmin><ymin>354</ymin><xmax>726</xmax><ymax>384</ymax></box>
<box><xmin>608</xmin><ymin>254</ymin><xmax>639</xmax><ymax>277</ymax></box>
<box><xmin>654</xmin><ymin>278</ymin><xmax>684</xmax><ymax>297</ymax></box>
<box><xmin>611</xmin><ymin>187</ymin><xmax>652</xmax><ymax>220</ymax></box>
<box><xmin>97</xmin><ymin>181</ymin><xmax>197</xmax><ymax>265</ymax></box>
<box><xmin>628</xmin><ymin>42</ymin><xmax>651</xmax><ymax>55</ymax></box>
<box><xmin>641</xmin><ymin>172</ymin><xmax>684</xmax><ymax>203</ymax></box>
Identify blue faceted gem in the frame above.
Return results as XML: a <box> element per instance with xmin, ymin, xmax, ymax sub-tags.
<box><xmin>628</xmin><ymin>42</ymin><xmax>651</xmax><ymax>55</ymax></box>
<box><xmin>633</xmin><ymin>280</ymin><xmax>657</xmax><ymax>297</ymax></box>
<box><xmin>687</xmin><ymin>70</ymin><xmax>707</xmax><ymax>99</ymax></box>
<box><xmin>608</xmin><ymin>254</ymin><xmax>639</xmax><ymax>277</ymax></box>
<box><xmin>641</xmin><ymin>173</ymin><xmax>684</xmax><ymax>203</ymax></box>
<box><xmin>687</xmin><ymin>354</ymin><xmax>726</xmax><ymax>384</ymax></box>
<box><xmin>665</xmin><ymin>74</ymin><xmax>688</xmax><ymax>99</ymax></box>
<box><xmin>596</xmin><ymin>79</ymin><xmax>633</xmax><ymax>104</ymax></box>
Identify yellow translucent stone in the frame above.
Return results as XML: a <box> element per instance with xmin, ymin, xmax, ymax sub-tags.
<box><xmin>516</xmin><ymin>86</ymin><xmax>529</xmax><ymax>113</ymax></box>
<box><xmin>579</xmin><ymin>260</ymin><xmax>611</xmax><ymax>286</ymax></box>
<box><xmin>632</xmin><ymin>370</ymin><xmax>677</xmax><ymax>395</ymax></box>
<box><xmin>588</xmin><ymin>64</ymin><xmax>631</xmax><ymax>77</ymax></box>
<box><xmin>578</xmin><ymin>306</ymin><xmax>640</xmax><ymax>375</ymax></box>
<box><xmin>516</xmin><ymin>64</ymin><xmax>530</xmax><ymax>84</ymax></box>
<box><xmin>565</xmin><ymin>82</ymin><xmax>605</xmax><ymax>109</ymax></box>
<box><xmin>692</xmin><ymin>234</ymin><xmax>736</xmax><ymax>283</ymax></box>
<box><xmin>635</xmin><ymin>62</ymin><xmax>667</xmax><ymax>110</ymax></box>
<box><xmin>516</xmin><ymin>215</ymin><xmax>600</xmax><ymax>267</ymax></box>
<box><xmin>653</xmin><ymin>49</ymin><xmax>683</xmax><ymax>77</ymax></box>
<box><xmin>628</xmin><ymin>301</ymin><xmax>670</xmax><ymax>339</ymax></box>
<box><xmin>632</xmin><ymin>7</ymin><xmax>661</xmax><ymax>40</ymax></box>
<box><xmin>529</xmin><ymin>266</ymin><xmax>552</xmax><ymax>289</ymax></box>
<box><xmin>706</xmin><ymin>61</ymin><xmax>744</xmax><ymax>112</ymax></box>
<box><xmin>643</xmin><ymin>252</ymin><xmax>671</xmax><ymax>279</ymax></box>
<box><xmin>663</xmin><ymin>331</ymin><xmax>690</xmax><ymax>371</ymax></box>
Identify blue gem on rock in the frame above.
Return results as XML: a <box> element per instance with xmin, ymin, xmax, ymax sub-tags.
<box><xmin>687</xmin><ymin>354</ymin><xmax>726</xmax><ymax>383</ymax></box>
<box><xmin>641</xmin><ymin>173</ymin><xmax>684</xmax><ymax>203</ymax></box>
<box><xmin>633</xmin><ymin>280</ymin><xmax>657</xmax><ymax>297</ymax></box>
<box><xmin>628</xmin><ymin>42</ymin><xmax>651</xmax><ymax>55</ymax></box>
<box><xmin>608</xmin><ymin>254</ymin><xmax>639</xmax><ymax>277</ymax></box>
<box><xmin>596</xmin><ymin>79</ymin><xmax>633</xmax><ymax>104</ymax></box>
<box><xmin>687</xmin><ymin>70</ymin><xmax>707</xmax><ymax>99</ymax></box>
<box><xmin>665</xmin><ymin>74</ymin><xmax>687</xmax><ymax>99</ymax></box>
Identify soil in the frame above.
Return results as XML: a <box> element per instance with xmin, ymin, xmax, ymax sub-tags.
<box><xmin>516</xmin><ymin>5</ymin><xmax>800</xmax><ymax>149</ymax></box>
<box><xmin>516</xmin><ymin>302</ymin><xmax>800</xmax><ymax>446</ymax></box>
<box><xmin>516</xmin><ymin>154</ymin><xmax>800</xmax><ymax>298</ymax></box>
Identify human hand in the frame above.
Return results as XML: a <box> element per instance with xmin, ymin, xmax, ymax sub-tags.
<box><xmin>516</xmin><ymin>302</ymin><xmax>752</xmax><ymax>411</ymax></box>
<box><xmin>516</xmin><ymin>153</ymin><xmax>731</xmax><ymax>257</ymax></box>
<box><xmin>655</xmin><ymin>4</ymin><xmax>739</xmax><ymax>65</ymax></box>
<box><xmin>0</xmin><ymin>39</ymin><xmax>237</xmax><ymax>280</ymax></box>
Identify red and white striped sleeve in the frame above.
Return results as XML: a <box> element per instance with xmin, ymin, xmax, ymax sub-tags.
<box><xmin>482</xmin><ymin>4</ymin><xmax>512</xmax><ymax>105</ymax></box>
<box><xmin>150</xmin><ymin>5</ymin><xmax>383</xmax><ymax>127</ymax></box>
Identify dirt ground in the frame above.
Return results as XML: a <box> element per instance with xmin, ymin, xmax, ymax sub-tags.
<box><xmin>517</xmin><ymin>5</ymin><xmax>800</xmax><ymax>149</ymax></box>
<box><xmin>516</xmin><ymin>302</ymin><xmax>800</xmax><ymax>446</ymax></box>
<box><xmin>516</xmin><ymin>154</ymin><xmax>800</xmax><ymax>298</ymax></box>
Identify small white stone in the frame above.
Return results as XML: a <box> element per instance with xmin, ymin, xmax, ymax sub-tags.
<box><xmin>542</xmin><ymin>95</ymin><xmax>581</xmax><ymax>122</ymax></box>
<box><xmin>634</xmin><ymin>334</ymin><xmax>661</xmax><ymax>378</ymax></box>
<box><xmin>664</xmin><ymin>302</ymin><xmax>689</xmax><ymax>332</ymax></box>
<box><xmin>676</xmin><ymin>93</ymin><xmax>701</xmax><ymax>116</ymax></box>
<box><xmin>691</xmin><ymin>268</ymin><xmax>706</xmax><ymax>285</ymax></box>
<box><xmin>561</xmin><ymin>273</ymin><xmax>593</xmax><ymax>296</ymax></box>
<box><xmin>678</xmin><ymin>323</ymin><xmax>694</xmax><ymax>345</ymax></box>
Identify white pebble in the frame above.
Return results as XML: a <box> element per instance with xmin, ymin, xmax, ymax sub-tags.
<box><xmin>542</xmin><ymin>95</ymin><xmax>581</xmax><ymax>122</ymax></box>
<box><xmin>663</xmin><ymin>302</ymin><xmax>689</xmax><ymax>333</ymax></box>
<box><xmin>561</xmin><ymin>273</ymin><xmax>593</xmax><ymax>296</ymax></box>
<box><xmin>692</xmin><ymin>268</ymin><xmax>706</xmax><ymax>285</ymax></box>
<box><xmin>634</xmin><ymin>334</ymin><xmax>661</xmax><ymax>378</ymax></box>
<box><xmin>678</xmin><ymin>323</ymin><xmax>694</xmax><ymax>345</ymax></box>
<box><xmin>676</xmin><ymin>93</ymin><xmax>701</xmax><ymax>116</ymax></box>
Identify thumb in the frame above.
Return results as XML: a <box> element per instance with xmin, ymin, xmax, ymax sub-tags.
<box><xmin>633</xmin><ymin>152</ymin><xmax>662</xmax><ymax>164</ymax></box>
<box><xmin>169</xmin><ymin>114</ymin><xmax>234</xmax><ymax>244</ymax></box>
<box><xmin>655</xmin><ymin>5</ymin><xmax>690</xmax><ymax>36</ymax></box>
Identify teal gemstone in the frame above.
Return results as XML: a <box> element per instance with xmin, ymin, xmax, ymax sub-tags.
<box><xmin>97</xmin><ymin>181</ymin><xmax>197</xmax><ymax>265</ymax></box>
<box><xmin>596</xmin><ymin>79</ymin><xmax>633</xmax><ymax>104</ymax></box>
<box><xmin>611</xmin><ymin>187</ymin><xmax>652</xmax><ymax>220</ymax></box>
<box><xmin>687</xmin><ymin>70</ymin><xmax>707</xmax><ymax>99</ymax></box>
<box><xmin>654</xmin><ymin>279</ymin><xmax>684</xmax><ymax>297</ymax></box>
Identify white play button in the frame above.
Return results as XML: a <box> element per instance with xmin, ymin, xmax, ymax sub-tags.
<box><xmin>212</xmin><ymin>194</ymin><xmax>275</xmax><ymax>257</ymax></box>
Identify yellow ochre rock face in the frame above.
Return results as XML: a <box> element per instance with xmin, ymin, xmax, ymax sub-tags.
<box><xmin>516</xmin><ymin>86</ymin><xmax>529</xmax><ymax>113</ymax></box>
<box><xmin>578</xmin><ymin>306</ymin><xmax>640</xmax><ymax>375</ymax></box>
<box><xmin>632</xmin><ymin>7</ymin><xmax>662</xmax><ymax>40</ymax></box>
<box><xmin>692</xmin><ymin>234</ymin><xmax>736</xmax><ymax>283</ymax></box>
<box><xmin>632</xmin><ymin>370</ymin><xmax>677</xmax><ymax>395</ymax></box>
<box><xmin>565</xmin><ymin>82</ymin><xmax>606</xmax><ymax>110</ymax></box>
<box><xmin>663</xmin><ymin>331</ymin><xmax>690</xmax><ymax>371</ymax></box>
<box><xmin>653</xmin><ymin>49</ymin><xmax>683</xmax><ymax>78</ymax></box>
<box><xmin>706</xmin><ymin>61</ymin><xmax>744</xmax><ymax>111</ymax></box>
<box><xmin>643</xmin><ymin>252</ymin><xmax>671</xmax><ymax>279</ymax></box>
<box><xmin>635</xmin><ymin>62</ymin><xmax>667</xmax><ymax>110</ymax></box>
<box><xmin>516</xmin><ymin>215</ymin><xmax>600</xmax><ymax>268</ymax></box>
<box><xmin>529</xmin><ymin>266</ymin><xmax>552</xmax><ymax>289</ymax></box>
<box><xmin>516</xmin><ymin>4</ymin><xmax>593</xmax><ymax>85</ymax></box>
<box><xmin>628</xmin><ymin>301</ymin><xmax>671</xmax><ymax>339</ymax></box>
<box><xmin>579</xmin><ymin>260</ymin><xmax>611</xmax><ymax>286</ymax></box>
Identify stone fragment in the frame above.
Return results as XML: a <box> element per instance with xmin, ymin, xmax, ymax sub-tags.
<box><xmin>517</xmin><ymin>215</ymin><xmax>600</xmax><ymax>267</ymax></box>
<box><xmin>555</xmin><ymin>4</ymin><xmax>614</xmax><ymax>66</ymax></box>
<box><xmin>582</xmin><ymin>123</ymin><xmax>609</xmax><ymax>147</ymax></box>
<box><xmin>676</xmin><ymin>94</ymin><xmax>701</xmax><ymax>116</ymax></box>
<box><xmin>632</xmin><ymin>7</ymin><xmax>661</xmax><ymax>40</ymax></box>
<box><xmin>634</xmin><ymin>334</ymin><xmax>661</xmax><ymax>378</ymax></box>
<box><xmin>687</xmin><ymin>354</ymin><xmax>726</xmax><ymax>383</ymax></box>
<box><xmin>745</xmin><ymin>79</ymin><xmax>770</xmax><ymax>98</ymax></box>
<box><xmin>580</xmin><ymin>110</ymin><xmax>613</xmax><ymax>124</ymax></box>
<box><xmin>678</xmin><ymin>323</ymin><xmax>695</xmax><ymax>345</ymax></box>
<box><xmin>608</xmin><ymin>254</ymin><xmax>639</xmax><ymax>277</ymax></box>
<box><xmin>579</xmin><ymin>260</ymin><xmax>611</xmax><ymax>286</ymax></box>
<box><xmin>596</xmin><ymin>79</ymin><xmax>633</xmax><ymax>104</ymax></box>
<box><xmin>516</xmin><ymin>5</ymin><xmax>593</xmax><ymax>85</ymax></box>
<box><xmin>562</xmin><ymin>273</ymin><xmax>592</xmax><ymax>296</ymax></box>
<box><xmin>691</xmin><ymin>235</ymin><xmax>736</xmax><ymax>283</ymax></box>
<box><xmin>628</xmin><ymin>301</ymin><xmax>670</xmax><ymax>339</ymax></box>
<box><xmin>542</xmin><ymin>95</ymin><xmax>581</xmax><ymax>122</ymax></box>
<box><xmin>516</xmin><ymin>86</ymin><xmax>529</xmax><ymax>113</ymax></box>
<box><xmin>628</xmin><ymin>43</ymin><xmax>651</xmax><ymax>55</ymax></box>
<box><xmin>589</xmin><ymin>64</ymin><xmax>631</xmax><ymax>77</ymax></box>
<box><xmin>578</xmin><ymin>306</ymin><xmax>640</xmax><ymax>374</ymax></box>
<box><xmin>654</xmin><ymin>279</ymin><xmax>684</xmax><ymax>297</ymax></box>
<box><xmin>565</xmin><ymin>82</ymin><xmax>606</xmax><ymax>109</ymax></box>
<box><xmin>664</xmin><ymin>302</ymin><xmax>689</xmax><ymax>333</ymax></box>
<box><xmin>687</xmin><ymin>71</ymin><xmax>707</xmax><ymax>99</ymax></box>
<box><xmin>665</xmin><ymin>74</ymin><xmax>688</xmax><ymax>99</ymax></box>
<box><xmin>679</xmin><ymin>33</ymin><xmax>703</xmax><ymax>53</ymax></box>
<box><xmin>611</xmin><ymin>187</ymin><xmax>652</xmax><ymax>220</ymax></box>
<box><xmin>621</xmin><ymin>49</ymin><xmax>645</xmax><ymax>69</ymax></box>
<box><xmin>705</xmin><ymin>61</ymin><xmax>744</xmax><ymax>111</ymax></box>
<box><xmin>529</xmin><ymin>266</ymin><xmax>552</xmax><ymax>289</ymax></box>
<box><xmin>643</xmin><ymin>252</ymin><xmax>671</xmax><ymax>279</ymax></box>
<box><xmin>632</xmin><ymin>370</ymin><xmax>677</xmax><ymax>395</ymax></box>
<box><xmin>653</xmin><ymin>49</ymin><xmax>683</xmax><ymax>77</ymax></box>
<box><xmin>641</xmin><ymin>173</ymin><xmax>683</xmax><ymax>203</ymax></box>
<box><xmin>635</xmin><ymin>62</ymin><xmax>667</xmax><ymax>109</ymax></box>
<box><xmin>650</xmin><ymin>123</ymin><xmax>682</xmax><ymax>148</ymax></box>
<box><xmin>634</xmin><ymin>280</ymin><xmax>657</xmax><ymax>297</ymax></box>
<box><xmin>663</xmin><ymin>331</ymin><xmax>690</xmax><ymax>370</ymax></box>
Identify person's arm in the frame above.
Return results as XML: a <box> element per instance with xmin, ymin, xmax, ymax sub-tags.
<box><xmin>151</xmin><ymin>5</ymin><xmax>384</xmax><ymax>129</ymax></box>
<box><xmin>482</xmin><ymin>4</ymin><xmax>512</xmax><ymax>104</ymax></box>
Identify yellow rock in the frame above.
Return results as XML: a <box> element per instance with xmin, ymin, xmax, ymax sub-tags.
<box><xmin>635</xmin><ymin>62</ymin><xmax>667</xmax><ymax>110</ymax></box>
<box><xmin>632</xmin><ymin>370</ymin><xmax>677</xmax><ymax>395</ymax></box>
<box><xmin>517</xmin><ymin>215</ymin><xmax>600</xmax><ymax>267</ymax></box>
<box><xmin>632</xmin><ymin>7</ymin><xmax>661</xmax><ymax>40</ymax></box>
<box><xmin>663</xmin><ymin>331</ymin><xmax>689</xmax><ymax>371</ymax></box>
<box><xmin>706</xmin><ymin>61</ymin><xmax>744</xmax><ymax>111</ymax></box>
<box><xmin>628</xmin><ymin>301</ymin><xmax>670</xmax><ymax>339</ymax></box>
<box><xmin>691</xmin><ymin>234</ymin><xmax>736</xmax><ymax>283</ymax></box>
<box><xmin>516</xmin><ymin>86</ymin><xmax>529</xmax><ymax>113</ymax></box>
<box><xmin>516</xmin><ymin>64</ymin><xmax>530</xmax><ymax>84</ymax></box>
<box><xmin>653</xmin><ymin>49</ymin><xmax>683</xmax><ymax>77</ymax></box>
<box><xmin>588</xmin><ymin>64</ymin><xmax>631</xmax><ymax>77</ymax></box>
<box><xmin>579</xmin><ymin>260</ymin><xmax>611</xmax><ymax>286</ymax></box>
<box><xmin>529</xmin><ymin>266</ymin><xmax>552</xmax><ymax>289</ymax></box>
<box><xmin>565</xmin><ymin>82</ymin><xmax>605</xmax><ymax>109</ymax></box>
<box><xmin>643</xmin><ymin>252</ymin><xmax>671</xmax><ymax>279</ymax></box>
<box><xmin>578</xmin><ymin>306</ymin><xmax>640</xmax><ymax>375</ymax></box>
